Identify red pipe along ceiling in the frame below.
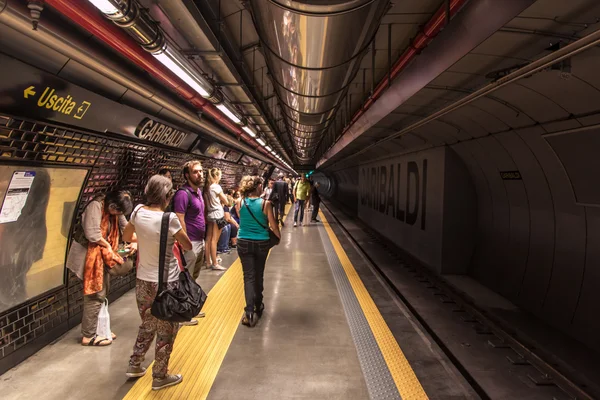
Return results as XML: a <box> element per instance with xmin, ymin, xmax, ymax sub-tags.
<box><xmin>345</xmin><ymin>0</ymin><xmax>469</xmax><ymax>131</ymax></box>
<box><xmin>43</xmin><ymin>0</ymin><xmax>278</xmax><ymax>162</ymax></box>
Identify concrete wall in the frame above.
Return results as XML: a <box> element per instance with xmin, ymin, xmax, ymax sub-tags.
<box><xmin>340</xmin><ymin>146</ymin><xmax>477</xmax><ymax>274</ymax></box>
<box><xmin>450</xmin><ymin>126</ymin><xmax>600</xmax><ymax>352</ymax></box>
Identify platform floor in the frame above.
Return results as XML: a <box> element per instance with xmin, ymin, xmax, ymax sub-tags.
<box><xmin>0</xmin><ymin>207</ymin><xmax>475</xmax><ymax>399</ymax></box>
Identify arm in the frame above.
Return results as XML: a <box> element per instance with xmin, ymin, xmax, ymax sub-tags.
<box><xmin>218</xmin><ymin>191</ymin><xmax>228</xmax><ymax>205</ymax></box>
<box><xmin>235</xmin><ymin>198</ymin><xmax>241</xmax><ymax>216</ymax></box>
<box><xmin>122</xmin><ymin>221</ymin><xmax>135</xmax><ymax>242</ymax></box>
<box><xmin>224</xmin><ymin>209</ymin><xmax>238</xmax><ymax>228</ymax></box>
<box><xmin>82</xmin><ymin>201</ymin><xmax>112</xmax><ymax>249</ymax></box>
<box><xmin>176</xmin><ymin>213</ymin><xmax>187</xmax><ymax>234</ymax></box>
<box><xmin>265</xmin><ymin>201</ymin><xmax>281</xmax><ymax>238</ymax></box>
<box><xmin>174</xmin><ymin>229</ymin><xmax>193</xmax><ymax>251</ymax></box>
<box><xmin>173</xmin><ymin>190</ymin><xmax>188</xmax><ymax>234</ymax></box>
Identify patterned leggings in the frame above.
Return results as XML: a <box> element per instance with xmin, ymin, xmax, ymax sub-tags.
<box><xmin>129</xmin><ymin>279</ymin><xmax>179</xmax><ymax>379</ymax></box>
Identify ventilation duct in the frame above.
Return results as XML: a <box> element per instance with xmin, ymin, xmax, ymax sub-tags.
<box><xmin>248</xmin><ymin>0</ymin><xmax>390</xmax><ymax>163</ymax></box>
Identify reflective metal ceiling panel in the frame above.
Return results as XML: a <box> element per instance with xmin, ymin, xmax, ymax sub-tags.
<box><xmin>249</xmin><ymin>0</ymin><xmax>389</xmax><ymax>162</ymax></box>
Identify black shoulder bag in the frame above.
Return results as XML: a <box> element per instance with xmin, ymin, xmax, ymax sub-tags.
<box><xmin>243</xmin><ymin>198</ymin><xmax>280</xmax><ymax>248</ymax></box>
<box><xmin>151</xmin><ymin>212</ymin><xmax>207</xmax><ymax>322</ymax></box>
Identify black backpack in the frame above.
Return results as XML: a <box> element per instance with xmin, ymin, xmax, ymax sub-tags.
<box><xmin>166</xmin><ymin>187</ymin><xmax>193</xmax><ymax>213</ymax></box>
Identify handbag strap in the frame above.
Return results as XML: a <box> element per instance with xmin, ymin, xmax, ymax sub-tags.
<box><xmin>158</xmin><ymin>212</ymin><xmax>170</xmax><ymax>292</ymax></box>
<box><xmin>242</xmin><ymin>198</ymin><xmax>269</xmax><ymax>233</ymax></box>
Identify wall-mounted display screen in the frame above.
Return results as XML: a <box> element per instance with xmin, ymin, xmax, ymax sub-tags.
<box><xmin>224</xmin><ymin>150</ymin><xmax>242</xmax><ymax>163</ymax></box>
<box><xmin>204</xmin><ymin>143</ymin><xmax>228</xmax><ymax>159</ymax></box>
<box><xmin>240</xmin><ymin>154</ymin><xmax>261</xmax><ymax>167</ymax></box>
<box><xmin>0</xmin><ymin>166</ymin><xmax>88</xmax><ymax>313</ymax></box>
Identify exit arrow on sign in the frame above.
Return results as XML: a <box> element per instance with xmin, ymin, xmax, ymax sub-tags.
<box><xmin>23</xmin><ymin>86</ymin><xmax>36</xmax><ymax>99</ymax></box>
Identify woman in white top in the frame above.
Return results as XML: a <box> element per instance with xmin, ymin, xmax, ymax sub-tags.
<box><xmin>204</xmin><ymin>168</ymin><xmax>229</xmax><ymax>270</ymax></box>
<box><xmin>122</xmin><ymin>175</ymin><xmax>192</xmax><ymax>391</ymax></box>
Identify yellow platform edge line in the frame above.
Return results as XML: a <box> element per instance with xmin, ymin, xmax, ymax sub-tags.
<box><xmin>123</xmin><ymin>259</ymin><xmax>246</xmax><ymax>400</ymax></box>
<box><xmin>319</xmin><ymin>211</ymin><xmax>429</xmax><ymax>400</ymax></box>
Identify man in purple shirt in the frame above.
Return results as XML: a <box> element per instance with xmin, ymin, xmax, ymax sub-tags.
<box><xmin>174</xmin><ymin>160</ymin><xmax>206</xmax><ymax>282</ymax></box>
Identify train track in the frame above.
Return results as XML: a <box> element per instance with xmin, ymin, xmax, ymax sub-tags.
<box><xmin>321</xmin><ymin>200</ymin><xmax>595</xmax><ymax>400</ymax></box>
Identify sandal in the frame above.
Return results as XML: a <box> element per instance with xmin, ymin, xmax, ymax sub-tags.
<box><xmin>82</xmin><ymin>335</ymin><xmax>112</xmax><ymax>346</ymax></box>
<box><xmin>111</xmin><ymin>332</ymin><xmax>117</xmax><ymax>340</ymax></box>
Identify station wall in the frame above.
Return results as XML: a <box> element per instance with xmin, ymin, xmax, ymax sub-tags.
<box><xmin>323</xmin><ymin>124</ymin><xmax>600</xmax><ymax>353</ymax></box>
<box><xmin>0</xmin><ymin>114</ymin><xmax>260</xmax><ymax>374</ymax></box>
<box><xmin>326</xmin><ymin>147</ymin><xmax>476</xmax><ymax>275</ymax></box>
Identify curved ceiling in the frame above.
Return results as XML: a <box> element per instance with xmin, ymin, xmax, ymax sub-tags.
<box><xmin>318</xmin><ymin>0</ymin><xmax>600</xmax><ymax>170</ymax></box>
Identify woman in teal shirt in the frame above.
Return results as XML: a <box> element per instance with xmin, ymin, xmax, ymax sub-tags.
<box><xmin>235</xmin><ymin>175</ymin><xmax>281</xmax><ymax>327</ymax></box>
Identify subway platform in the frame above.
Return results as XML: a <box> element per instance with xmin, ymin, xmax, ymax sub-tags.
<box><xmin>0</xmin><ymin>208</ymin><xmax>475</xmax><ymax>400</ymax></box>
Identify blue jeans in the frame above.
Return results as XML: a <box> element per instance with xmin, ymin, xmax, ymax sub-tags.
<box><xmin>294</xmin><ymin>200</ymin><xmax>306</xmax><ymax>223</ymax></box>
<box><xmin>217</xmin><ymin>224</ymin><xmax>231</xmax><ymax>252</ymax></box>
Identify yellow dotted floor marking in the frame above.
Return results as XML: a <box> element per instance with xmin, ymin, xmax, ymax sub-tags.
<box><xmin>319</xmin><ymin>211</ymin><xmax>429</xmax><ymax>400</ymax></box>
<box><xmin>123</xmin><ymin>259</ymin><xmax>245</xmax><ymax>399</ymax></box>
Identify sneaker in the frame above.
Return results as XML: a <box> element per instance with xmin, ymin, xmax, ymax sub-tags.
<box><xmin>152</xmin><ymin>374</ymin><xmax>183</xmax><ymax>391</ymax></box>
<box><xmin>181</xmin><ymin>319</ymin><xmax>198</xmax><ymax>326</ymax></box>
<box><xmin>197</xmin><ymin>312</ymin><xmax>206</xmax><ymax>318</ymax></box>
<box><xmin>217</xmin><ymin>256</ymin><xmax>223</xmax><ymax>263</ymax></box>
<box><xmin>294</xmin><ymin>222</ymin><xmax>297</xmax><ymax>227</ymax></box>
<box><xmin>211</xmin><ymin>264</ymin><xmax>227</xmax><ymax>271</ymax></box>
<box><xmin>126</xmin><ymin>365</ymin><xmax>147</xmax><ymax>378</ymax></box>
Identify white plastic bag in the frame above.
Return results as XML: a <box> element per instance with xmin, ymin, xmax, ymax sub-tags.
<box><xmin>96</xmin><ymin>299</ymin><xmax>112</xmax><ymax>340</ymax></box>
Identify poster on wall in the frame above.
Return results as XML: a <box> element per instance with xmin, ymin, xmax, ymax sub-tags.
<box><xmin>0</xmin><ymin>171</ymin><xmax>36</xmax><ymax>223</ymax></box>
<box><xmin>0</xmin><ymin>166</ymin><xmax>88</xmax><ymax>313</ymax></box>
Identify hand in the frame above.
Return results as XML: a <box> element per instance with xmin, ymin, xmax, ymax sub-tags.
<box><xmin>127</xmin><ymin>242</ymin><xmax>138</xmax><ymax>255</ymax></box>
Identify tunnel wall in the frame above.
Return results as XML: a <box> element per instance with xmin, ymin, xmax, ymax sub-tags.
<box><xmin>450</xmin><ymin>126</ymin><xmax>600</xmax><ymax>352</ymax></box>
<box><xmin>326</xmin><ymin>146</ymin><xmax>476</xmax><ymax>274</ymax></box>
<box><xmin>0</xmin><ymin>114</ymin><xmax>260</xmax><ymax>374</ymax></box>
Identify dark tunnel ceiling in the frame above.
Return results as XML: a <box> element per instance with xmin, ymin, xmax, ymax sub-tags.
<box><xmin>317</xmin><ymin>0</ymin><xmax>600</xmax><ymax>170</ymax></box>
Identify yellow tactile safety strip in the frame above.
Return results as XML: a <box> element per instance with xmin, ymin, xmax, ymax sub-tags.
<box><xmin>319</xmin><ymin>212</ymin><xmax>429</xmax><ymax>400</ymax></box>
<box><xmin>123</xmin><ymin>259</ymin><xmax>245</xmax><ymax>400</ymax></box>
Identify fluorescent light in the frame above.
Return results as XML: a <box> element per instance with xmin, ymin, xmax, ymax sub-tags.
<box><xmin>243</xmin><ymin>126</ymin><xmax>257</xmax><ymax>137</ymax></box>
<box><xmin>153</xmin><ymin>51</ymin><xmax>210</xmax><ymax>97</ymax></box>
<box><xmin>265</xmin><ymin>146</ymin><xmax>272</xmax><ymax>151</ymax></box>
<box><xmin>216</xmin><ymin>103</ymin><xmax>242</xmax><ymax>124</ymax></box>
<box><xmin>88</xmin><ymin>0</ymin><xmax>119</xmax><ymax>14</ymax></box>
<box><xmin>257</xmin><ymin>137</ymin><xmax>266</xmax><ymax>146</ymax></box>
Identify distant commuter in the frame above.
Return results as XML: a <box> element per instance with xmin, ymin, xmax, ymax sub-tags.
<box><xmin>293</xmin><ymin>175</ymin><xmax>311</xmax><ymax>227</ymax></box>
<box><xmin>173</xmin><ymin>160</ymin><xmax>207</xmax><ymax>324</ymax></box>
<box><xmin>261</xmin><ymin>179</ymin><xmax>274</xmax><ymax>199</ymax></box>
<box><xmin>204</xmin><ymin>168</ymin><xmax>229</xmax><ymax>270</ymax></box>
<box><xmin>310</xmin><ymin>182</ymin><xmax>321</xmax><ymax>223</ymax></box>
<box><xmin>123</xmin><ymin>175</ymin><xmax>192</xmax><ymax>390</ymax></box>
<box><xmin>270</xmin><ymin>173</ymin><xmax>289</xmax><ymax>226</ymax></box>
<box><xmin>236</xmin><ymin>176</ymin><xmax>280</xmax><ymax>327</ymax></box>
<box><xmin>66</xmin><ymin>190</ymin><xmax>134</xmax><ymax>346</ymax></box>
<box><xmin>158</xmin><ymin>168</ymin><xmax>172</xmax><ymax>181</ymax></box>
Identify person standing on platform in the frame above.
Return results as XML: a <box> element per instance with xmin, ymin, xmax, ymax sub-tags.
<box><xmin>270</xmin><ymin>173</ymin><xmax>289</xmax><ymax>226</ymax></box>
<box><xmin>310</xmin><ymin>182</ymin><xmax>321</xmax><ymax>223</ymax></box>
<box><xmin>123</xmin><ymin>174</ymin><xmax>192</xmax><ymax>390</ymax></box>
<box><xmin>236</xmin><ymin>176</ymin><xmax>281</xmax><ymax>327</ymax></box>
<box><xmin>293</xmin><ymin>175</ymin><xmax>311</xmax><ymax>227</ymax></box>
<box><xmin>173</xmin><ymin>160</ymin><xmax>207</xmax><ymax>324</ymax></box>
<box><xmin>66</xmin><ymin>191</ymin><xmax>134</xmax><ymax>346</ymax></box>
<box><xmin>158</xmin><ymin>168</ymin><xmax>172</xmax><ymax>181</ymax></box>
<box><xmin>204</xmin><ymin>168</ymin><xmax>229</xmax><ymax>270</ymax></box>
